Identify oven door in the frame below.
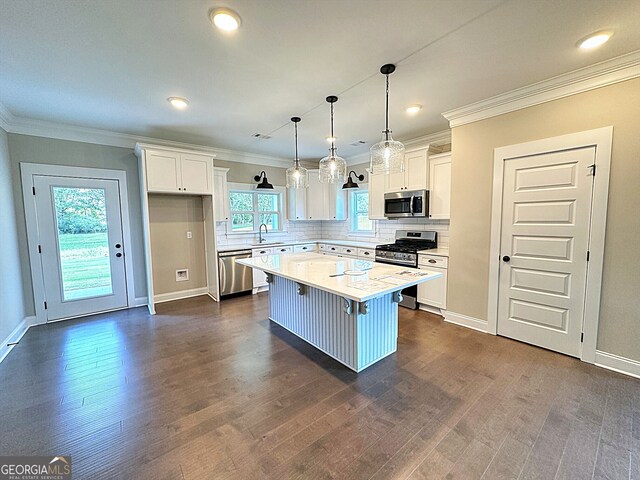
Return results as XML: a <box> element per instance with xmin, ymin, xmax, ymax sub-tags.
<box><xmin>384</xmin><ymin>190</ymin><xmax>428</xmax><ymax>218</ymax></box>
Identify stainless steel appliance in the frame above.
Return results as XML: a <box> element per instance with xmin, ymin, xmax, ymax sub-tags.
<box><xmin>375</xmin><ymin>230</ymin><xmax>437</xmax><ymax>309</ymax></box>
<box><xmin>218</xmin><ymin>249</ymin><xmax>253</xmax><ymax>297</ymax></box>
<box><xmin>384</xmin><ymin>189</ymin><xmax>429</xmax><ymax>218</ymax></box>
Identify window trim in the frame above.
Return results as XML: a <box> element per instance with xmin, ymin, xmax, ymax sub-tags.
<box><xmin>227</xmin><ymin>183</ymin><xmax>285</xmax><ymax>235</ymax></box>
<box><xmin>348</xmin><ymin>185</ymin><xmax>377</xmax><ymax>237</ymax></box>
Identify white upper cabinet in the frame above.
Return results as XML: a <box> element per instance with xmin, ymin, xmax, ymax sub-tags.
<box><xmin>428</xmin><ymin>152</ymin><xmax>451</xmax><ymax>219</ymax></box>
<box><xmin>287</xmin><ymin>169</ymin><xmax>346</xmax><ymax>221</ymax></box>
<box><xmin>367</xmin><ymin>169</ymin><xmax>387</xmax><ymax>220</ymax></box>
<box><xmin>144</xmin><ymin>149</ymin><xmax>213</xmax><ymax>195</ymax></box>
<box><xmin>213</xmin><ymin>167</ymin><xmax>230</xmax><ymax>221</ymax></box>
<box><xmin>385</xmin><ymin>147</ymin><xmax>429</xmax><ymax>193</ymax></box>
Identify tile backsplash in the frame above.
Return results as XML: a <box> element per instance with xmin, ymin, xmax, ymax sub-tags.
<box><xmin>215</xmin><ymin>218</ymin><xmax>449</xmax><ymax>249</ymax></box>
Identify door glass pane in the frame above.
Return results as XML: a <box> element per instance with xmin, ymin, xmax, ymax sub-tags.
<box><xmin>53</xmin><ymin>187</ymin><xmax>113</xmax><ymax>300</ymax></box>
<box><xmin>231</xmin><ymin>213</ymin><xmax>254</xmax><ymax>231</ymax></box>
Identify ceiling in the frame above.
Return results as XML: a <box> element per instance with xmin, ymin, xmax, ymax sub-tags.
<box><xmin>1</xmin><ymin>0</ymin><xmax>639</xmax><ymax>160</ymax></box>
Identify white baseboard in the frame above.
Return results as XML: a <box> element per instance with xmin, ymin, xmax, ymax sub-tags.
<box><xmin>594</xmin><ymin>350</ymin><xmax>640</xmax><ymax>379</ymax></box>
<box><xmin>443</xmin><ymin>310</ymin><xmax>489</xmax><ymax>333</ymax></box>
<box><xmin>418</xmin><ymin>304</ymin><xmax>444</xmax><ymax>316</ymax></box>
<box><xmin>153</xmin><ymin>287</ymin><xmax>209</xmax><ymax>304</ymax></box>
<box><xmin>0</xmin><ymin>315</ymin><xmax>37</xmax><ymax>364</ymax></box>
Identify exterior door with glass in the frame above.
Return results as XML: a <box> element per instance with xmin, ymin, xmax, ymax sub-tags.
<box><xmin>33</xmin><ymin>175</ymin><xmax>128</xmax><ymax>321</ymax></box>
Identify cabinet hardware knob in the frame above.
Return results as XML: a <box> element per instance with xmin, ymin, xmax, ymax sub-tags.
<box><xmin>115</xmin><ymin>243</ymin><xmax>121</xmax><ymax>249</ymax></box>
<box><xmin>502</xmin><ymin>255</ymin><xmax>511</xmax><ymax>263</ymax></box>
<box><xmin>429</xmin><ymin>259</ymin><xmax>436</xmax><ymax>263</ymax></box>
<box><xmin>116</xmin><ymin>252</ymin><xmax>122</xmax><ymax>258</ymax></box>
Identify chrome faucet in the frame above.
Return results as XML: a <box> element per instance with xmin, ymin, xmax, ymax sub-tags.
<box><xmin>258</xmin><ymin>223</ymin><xmax>268</xmax><ymax>243</ymax></box>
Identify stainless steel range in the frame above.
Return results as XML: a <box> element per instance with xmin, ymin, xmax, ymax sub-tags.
<box><xmin>375</xmin><ymin>230</ymin><xmax>437</xmax><ymax>309</ymax></box>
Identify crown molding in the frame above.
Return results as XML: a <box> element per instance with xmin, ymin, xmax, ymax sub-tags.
<box><xmin>0</xmin><ymin>104</ymin><xmax>292</xmax><ymax>168</ymax></box>
<box><xmin>346</xmin><ymin>129</ymin><xmax>452</xmax><ymax>166</ymax></box>
<box><xmin>442</xmin><ymin>50</ymin><xmax>640</xmax><ymax>128</ymax></box>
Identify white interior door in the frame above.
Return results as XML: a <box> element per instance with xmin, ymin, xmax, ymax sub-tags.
<box><xmin>33</xmin><ymin>175</ymin><xmax>128</xmax><ymax>321</ymax></box>
<box><xmin>497</xmin><ymin>147</ymin><xmax>595</xmax><ymax>357</ymax></box>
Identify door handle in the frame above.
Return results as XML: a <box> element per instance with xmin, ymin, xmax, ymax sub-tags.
<box><xmin>502</xmin><ymin>255</ymin><xmax>510</xmax><ymax>262</ymax></box>
<box><xmin>410</xmin><ymin>195</ymin><xmax>415</xmax><ymax>216</ymax></box>
<box><xmin>116</xmin><ymin>252</ymin><xmax>123</xmax><ymax>258</ymax></box>
<box><xmin>115</xmin><ymin>243</ymin><xmax>121</xmax><ymax>249</ymax></box>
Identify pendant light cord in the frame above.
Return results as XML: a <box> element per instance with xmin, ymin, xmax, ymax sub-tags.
<box><xmin>294</xmin><ymin>121</ymin><xmax>299</xmax><ymax>168</ymax></box>
<box><xmin>384</xmin><ymin>73</ymin><xmax>390</xmax><ymax>141</ymax></box>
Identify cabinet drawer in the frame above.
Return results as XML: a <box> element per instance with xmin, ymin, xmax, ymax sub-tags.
<box><xmin>357</xmin><ymin>248</ymin><xmax>375</xmax><ymax>259</ymax></box>
<box><xmin>341</xmin><ymin>246</ymin><xmax>357</xmax><ymax>256</ymax></box>
<box><xmin>326</xmin><ymin>245</ymin><xmax>341</xmax><ymax>254</ymax></box>
<box><xmin>294</xmin><ymin>244</ymin><xmax>316</xmax><ymax>253</ymax></box>
<box><xmin>274</xmin><ymin>246</ymin><xmax>293</xmax><ymax>254</ymax></box>
<box><xmin>252</xmin><ymin>247</ymin><xmax>273</xmax><ymax>257</ymax></box>
<box><xmin>418</xmin><ymin>255</ymin><xmax>448</xmax><ymax>268</ymax></box>
<box><xmin>318</xmin><ymin>243</ymin><xmax>327</xmax><ymax>251</ymax></box>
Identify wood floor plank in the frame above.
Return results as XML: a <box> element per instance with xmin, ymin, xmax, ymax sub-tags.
<box><xmin>0</xmin><ymin>294</ymin><xmax>638</xmax><ymax>480</ymax></box>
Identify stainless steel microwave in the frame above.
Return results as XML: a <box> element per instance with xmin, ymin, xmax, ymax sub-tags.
<box><xmin>384</xmin><ymin>190</ymin><xmax>429</xmax><ymax>218</ymax></box>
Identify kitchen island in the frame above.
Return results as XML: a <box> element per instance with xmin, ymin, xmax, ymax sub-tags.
<box><xmin>237</xmin><ymin>253</ymin><xmax>442</xmax><ymax>372</ymax></box>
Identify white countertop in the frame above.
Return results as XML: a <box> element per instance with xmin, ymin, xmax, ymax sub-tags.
<box><xmin>216</xmin><ymin>238</ymin><xmax>379</xmax><ymax>252</ymax></box>
<box><xmin>237</xmin><ymin>253</ymin><xmax>442</xmax><ymax>302</ymax></box>
<box><xmin>417</xmin><ymin>248</ymin><xmax>449</xmax><ymax>257</ymax></box>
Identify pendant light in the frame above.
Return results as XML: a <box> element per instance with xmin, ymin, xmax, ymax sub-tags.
<box><xmin>342</xmin><ymin>171</ymin><xmax>365</xmax><ymax>189</ymax></box>
<box><xmin>319</xmin><ymin>96</ymin><xmax>347</xmax><ymax>183</ymax></box>
<box><xmin>254</xmin><ymin>171</ymin><xmax>274</xmax><ymax>189</ymax></box>
<box><xmin>285</xmin><ymin>117</ymin><xmax>309</xmax><ymax>189</ymax></box>
<box><xmin>369</xmin><ymin>64</ymin><xmax>405</xmax><ymax>174</ymax></box>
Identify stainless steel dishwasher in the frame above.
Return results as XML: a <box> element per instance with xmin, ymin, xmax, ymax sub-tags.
<box><xmin>218</xmin><ymin>249</ymin><xmax>253</xmax><ymax>297</ymax></box>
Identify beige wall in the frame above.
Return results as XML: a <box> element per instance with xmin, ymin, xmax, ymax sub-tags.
<box><xmin>214</xmin><ymin>159</ymin><xmax>317</xmax><ymax>186</ymax></box>
<box><xmin>7</xmin><ymin>134</ymin><xmax>147</xmax><ymax>313</ymax></box>
<box><xmin>148</xmin><ymin>195</ymin><xmax>207</xmax><ymax>295</ymax></box>
<box><xmin>0</xmin><ymin>128</ymin><xmax>26</xmax><ymax>342</ymax></box>
<box><xmin>449</xmin><ymin>77</ymin><xmax>640</xmax><ymax>361</ymax></box>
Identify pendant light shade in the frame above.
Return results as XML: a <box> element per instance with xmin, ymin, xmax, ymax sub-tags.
<box><xmin>319</xmin><ymin>96</ymin><xmax>347</xmax><ymax>183</ymax></box>
<box><xmin>370</xmin><ymin>64</ymin><xmax>405</xmax><ymax>175</ymax></box>
<box><xmin>285</xmin><ymin>117</ymin><xmax>309</xmax><ymax>189</ymax></box>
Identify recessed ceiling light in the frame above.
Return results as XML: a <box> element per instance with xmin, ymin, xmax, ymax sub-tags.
<box><xmin>167</xmin><ymin>97</ymin><xmax>189</xmax><ymax>109</ymax></box>
<box><xmin>405</xmin><ymin>104</ymin><xmax>422</xmax><ymax>114</ymax></box>
<box><xmin>326</xmin><ymin>136</ymin><xmax>337</xmax><ymax>143</ymax></box>
<box><xmin>210</xmin><ymin>8</ymin><xmax>242</xmax><ymax>32</ymax></box>
<box><xmin>577</xmin><ymin>31</ymin><xmax>613</xmax><ymax>49</ymax></box>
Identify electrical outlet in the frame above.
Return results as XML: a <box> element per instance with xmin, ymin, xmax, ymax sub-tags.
<box><xmin>186</xmin><ymin>231</ymin><xmax>192</xmax><ymax>239</ymax></box>
<box><xmin>176</xmin><ymin>269</ymin><xmax>189</xmax><ymax>282</ymax></box>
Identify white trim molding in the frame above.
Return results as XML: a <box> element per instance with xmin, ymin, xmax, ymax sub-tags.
<box><xmin>153</xmin><ymin>287</ymin><xmax>210</xmax><ymax>304</ymax></box>
<box><xmin>595</xmin><ymin>351</ymin><xmax>640</xmax><ymax>379</ymax></box>
<box><xmin>0</xmin><ymin>103</ymin><xmax>292</xmax><ymax>168</ymax></box>
<box><xmin>487</xmin><ymin>127</ymin><xmax>613</xmax><ymax>364</ymax></box>
<box><xmin>0</xmin><ymin>316</ymin><xmax>38</xmax><ymax>364</ymax></box>
<box><xmin>443</xmin><ymin>50</ymin><xmax>640</xmax><ymax>127</ymax></box>
<box><xmin>443</xmin><ymin>311</ymin><xmax>488</xmax><ymax>333</ymax></box>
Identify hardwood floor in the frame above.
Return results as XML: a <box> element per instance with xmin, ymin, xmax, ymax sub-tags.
<box><xmin>0</xmin><ymin>294</ymin><xmax>638</xmax><ymax>480</ymax></box>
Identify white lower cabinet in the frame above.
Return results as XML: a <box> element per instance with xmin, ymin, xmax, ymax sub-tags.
<box><xmin>417</xmin><ymin>254</ymin><xmax>448</xmax><ymax>311</ymax></box>
<box><xmin>252</xmin><ymin>247</ymin><xmax>273</xmax><ymax>291</ymax></box>
<box><xmin>357</xmin><ymin>248</ymin><xmax>375</xmax><ymax>259</ymax></box>
<box><xmin>294</xmin><ymin>244</ymin><xmax>316</xmax><ymax>253</ymax></box>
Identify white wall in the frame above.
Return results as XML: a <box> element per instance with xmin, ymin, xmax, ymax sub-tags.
<box><xmin>0</xmin><ymin>128</ymin><xmax>26</xmax><ymax>343</ymax></box>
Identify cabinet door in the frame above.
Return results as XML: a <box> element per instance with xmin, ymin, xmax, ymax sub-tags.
<box><xmin>429</xmin><ymin>154</ymin><xmax>451</xmax><ymax>219</ymax></box>
<box><xmin>367</xmin><ymin>171</ymin><xmax>386</xmax><ymax>219</ymax></box>
<box><xmin>181</xmin><ymin>154</ymin><xmax>213</xmax><ymax>194</ymax></box>
<box><xmin>386</xmin><ymin>169</ymin><xmax>405</xmax><ymax>193</ymax></box>
<box><xmin>326</xmin><ymin>182</ymin><xmax>347</xmax><ymax>220</ymax></box>
<box><xmin>252</xmin><ymin>248</ymin><xmax>273</xmax><ymax>289</ymax></box>
<box><xmin>417</xmin><ymin>267</ymin><xmax>447</xmax><ymax>309</ymax></box>
<box><xmin>306</xmin><ymin>170</ymin><xmax>325</xmax><ymax>220</ymax></box>
<box><xmin>213</xmin><ymin>169</ymin><xmax>229</xmax><ymax>221</ymax></box>
<box><xmin>405</xmin><ymin>148</ymin><xmax>429</xmax><ymax>191</ymax></box>
<box><xmin>287</xmin><ymin>187</ymin><xmax>307</xmax><ymax>220</ymax></box>
<box><xmin>145</xmin><ymin>150</ymin><xmax>181</xmax><ymax>193</ymax></box>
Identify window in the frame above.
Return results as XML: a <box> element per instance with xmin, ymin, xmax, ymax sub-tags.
<box><xmin>229</xmin><ymin>190</ymin><xmax>282</xmax><ymax>232</ymax></box>
<box><xmin>349</xmin><ymin>189</ymin><xmax>374</xmax><ymax>233</ymax></box>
